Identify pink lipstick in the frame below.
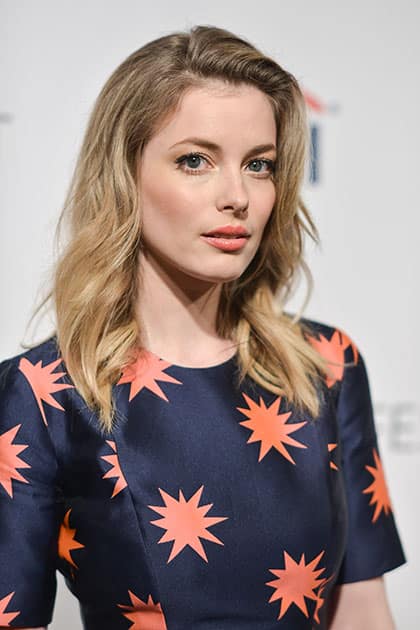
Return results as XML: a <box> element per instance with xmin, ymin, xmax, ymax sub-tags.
<box><xmin>201</xmin><ymin>224</ymin><xmax>250</xmax><ymax>252</ymax></box>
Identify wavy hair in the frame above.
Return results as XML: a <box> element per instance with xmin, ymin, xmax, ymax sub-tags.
<box><xmin>24</xmin><ymin>24</ymin><xmax>333</xmax><ymax>433</ymax></box>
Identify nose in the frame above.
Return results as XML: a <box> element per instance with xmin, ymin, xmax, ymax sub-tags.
<box><xmin>215</xmin><ymin>166</ymin><xmax>249</xmax><ymax>214</ymax></box>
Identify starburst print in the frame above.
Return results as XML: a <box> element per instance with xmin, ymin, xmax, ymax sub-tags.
<box><xmin>58</xmin><ymin>508</ymin><xmax>85</xmax><ymax>571</ymax></box>
<box><xmin>118</xmin><ymin>350</ymin><xmax>182</xmax><ymax>402</ymax></box>
<box><xmin>117</xmin><ymin>590</ymin><xmax>168</xmax><ymax>629</ymax></box>
<box><xmin>236</xmin><ymin>393</ymin><xmax>307</xmax><ymax>464</ymax></box>
<box><xmin>313</xmin><ymin>574</ymin><xmax>335</xmax><ymax>625</ymax></box>
<box><xmin>362</xmin><ymin>448</ymin><xmax>393</xmax><ymax>523</ymax></box>
<box><xmin>0</xmin><ymin>591</ymin><xmax>20</xmax><ymax>625</ymax></box>
<box><xmin>148</xmin><ymin>485</ymin><xmax>228</xmax><ymax>563</ymax></box>
<box><xmin>18</xmin><ymin>356</ymin><xmax>74</xmax><ymax>425</ymax></box>
<box><xmin>0</xmin><ymin>424</ymin><xmax>31</xmax><ymax>498</ymax></box>
<box><xmin>328</xmin><ymin>443</ymin><xmax>339</xmax><ymax>470</ymax></box>
<box><xmin>308</xmin><ymin>329</ymin><xmax>358</xmax><ymax>387</ymax></box>
<box><xmin>266</xmin><ymin>550</ymin><xmax>327</xmax><ymax>621</ymax></box>
<box><xmin>101</xmin><ymin>440</ymin><xmax>128</xmax><ymax>498</ymax></box>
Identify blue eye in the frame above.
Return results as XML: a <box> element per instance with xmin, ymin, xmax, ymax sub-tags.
<box><xmin>184</xmin><ymin>154</ymin><xmax>203</xmax><ymax>169</ymax></box>
<box><xmin>175</xmin><ymin>152</ymin><xmax>275</xmax><ymax>177</ymax></box>
<box><xmin>248</xmin><ymin>159</ymin><xmax>275</xmax><ymax>174</ymax></box>
<box><xmin>175</xmin><ymin>152</ymin><xmax>206</xmax><ymax>174</ymax></box>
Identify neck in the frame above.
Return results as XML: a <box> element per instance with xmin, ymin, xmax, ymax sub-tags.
<box><xmin>135</xmin><ymin>251</ymin><xmax>236</xmax><ymax>365</ymax></box>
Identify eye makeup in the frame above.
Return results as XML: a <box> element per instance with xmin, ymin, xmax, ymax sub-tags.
<box><xmin>174</xmin><ymin>152</ymin><xmax>276</xmax><ymax>177</ymax></box>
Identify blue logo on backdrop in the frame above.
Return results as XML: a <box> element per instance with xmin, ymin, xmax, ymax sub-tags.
<box><xmin>304</xmin><ymin>91</ymin><xmax>339</xmax><ymax>185</ymax></box>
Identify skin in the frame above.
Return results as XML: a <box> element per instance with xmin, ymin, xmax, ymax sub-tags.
<box><xmin>7</xmin><ymin>83</ymin><xmax>396</xmax><ymax>630</ymax></box>
<box><xmin>328</xmin><ymin>576</ymin><xmax>396</xmax><ymax>629</ymax></box>
<box><xmin>134</xmin><ymin>80</ymin><xmax>277</xmax><ymax>366</ymax></box>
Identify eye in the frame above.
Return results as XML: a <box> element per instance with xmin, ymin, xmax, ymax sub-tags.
<box><xmin>174</xmin><ymin>152</ymin><xmax>276</xmax><ymax>177</ymax></box>
<box><xmin>175</xmin><ymin>152</ymin><xmax>208</xmax><ymax>175</ymax></box>
<box><xmin>247</xmin><ymin>159</ymin><xmax>275</xmax><ymax>176</ymax></box>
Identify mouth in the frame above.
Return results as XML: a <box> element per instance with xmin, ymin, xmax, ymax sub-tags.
<box><xmin>202</xmin><ymin>224</ymin><xmax>250</xmax><ymax>239</ymax></box>
<box><xmin>200</xmin><ymin>233</ymin><xmax>250</xmax><ymax>251</ymax></box>
<box><xmin>203</xmin><ymin>233</ymin><xmax>249</xmax><ymax>239</ymax></box>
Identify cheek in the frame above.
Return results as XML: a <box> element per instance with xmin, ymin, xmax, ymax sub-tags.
<box><xmin>253</xmin><ymin>185</ymin><xmax>276</xmax><ymax>232</ymax></box>
<box><xmin>140</xmin><ymin>179</ymin><xmax>198</xmax><ymax>233</ymax></box>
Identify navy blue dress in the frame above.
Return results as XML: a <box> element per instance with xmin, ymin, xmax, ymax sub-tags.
<box><xmin>0</xmin><ymin>319</ymin><xmax>406</xmax><ymax>629</ymax></box>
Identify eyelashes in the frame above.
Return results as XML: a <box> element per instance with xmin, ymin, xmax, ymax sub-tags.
<box><xmin>174</xmin><ymin>152</ymin><xmax>276</xmax><ymax>177</ymax></box>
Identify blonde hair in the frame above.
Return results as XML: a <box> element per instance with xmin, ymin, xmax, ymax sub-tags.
<box><xmin>24</xmin><ymin>24</ymin><xmax>331</xmax><ymax>433</ymax></box>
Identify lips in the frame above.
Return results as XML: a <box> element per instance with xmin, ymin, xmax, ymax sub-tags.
<box><xmin>206</xmin><ymin>233</ymin><xmax>246</xmax><ymax>239</ymax></box>
<box><xmin>200</xmin><ymin>234</ymin><xmax>249</xmax><ymax>251</ymax></box>
<box><xmin>202</xmin><ymin>225</ymin><xmax>250</xmax><ymax>238</ymax></box>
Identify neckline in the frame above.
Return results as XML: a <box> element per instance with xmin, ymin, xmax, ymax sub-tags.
<box><xmin>146</xmin><ymin>347</ymin><xmax>238</xmax><ymax>371</ymax></box>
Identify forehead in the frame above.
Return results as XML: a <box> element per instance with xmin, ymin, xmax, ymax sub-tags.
<box><xmin>151</xmin><ymin>81</ymin><xmax>277</xmax><ymax>148</ymax></box>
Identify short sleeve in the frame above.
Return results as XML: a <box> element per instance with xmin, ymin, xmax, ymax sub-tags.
<box><xmin>335</xmin><ymin>344</ymin><xmax>407</xmax><ymax>584</ymax></box>
<box><xmin>0</xmin><ymin>357</ymin><xmax>61</xmax><ymax>627</ymax></box>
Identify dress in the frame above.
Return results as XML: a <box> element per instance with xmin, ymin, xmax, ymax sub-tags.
<box><xmin>0</xmin><ymin>318</ymin><xmax>406</xmax><ymax>629</ymax></box>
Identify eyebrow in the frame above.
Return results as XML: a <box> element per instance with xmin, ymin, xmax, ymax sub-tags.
<box><xmin>169</xmin><ymin>137</ymin><xmax>277</xmax><ymax>159</ymax></box>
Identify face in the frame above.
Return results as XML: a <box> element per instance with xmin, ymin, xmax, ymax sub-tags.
<box><xmin>136</xmin><ymin>81</ymin><xmax>277</xmax><ymax>288</ymax></box>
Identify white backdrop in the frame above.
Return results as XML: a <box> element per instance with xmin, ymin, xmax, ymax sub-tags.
<box><xmin>1</xmin><ymin>0</ymin><xmax>418</xmax><ymax>627</ymax></box>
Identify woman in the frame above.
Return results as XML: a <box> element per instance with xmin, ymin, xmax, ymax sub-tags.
<box><xmin>0</xmin><ymin>24</ymin><xmax>406</xmax><ymax>629</ymax></box>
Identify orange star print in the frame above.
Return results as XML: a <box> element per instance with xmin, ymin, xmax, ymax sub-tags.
<box><xmin>118</xmin><ymin>349</ymin><xmax>182</xmax><ymax>402</ymax></box>
<box><xmin>0</xmin><ymin>591</ymin><xmax>20</xmax><ymax>625</ymax></box>
<box><xmin>328</xmin><ymin>443</ymin><xmax>339</xmax><ymax>470</ymax></box>
<box><xmin>117</xmin><ymin>591</ymin><xmax>168</xmax><ymax>629</ymax></box>
<box><xmin>101</xmin><ymin>440</ymin><xmax>128</xmax><ymax>498</ymax></box>
<box><xmin>58</xmin><ymin>508</ymin><xmax>85</xmax><ymax>569</ymax></box>
<box><xmin>308</xmin><ymin>328</ymin><xmax>358</xmax><ymax>387</ymax></box>
<box><xmin>0</xmin><ymin>424</ymin><xmax>31</xmax><ymax>498</ymax></box>
<box><xmin>148</xmin><ymin>485</ymin><xmax>228</xmax><ymax>563</ymax></box>
<box><xmin>266</xmin><ymin>550</ymin><xmax>327</xmax><ymax>621</ymax></box>
<box><xmin>18</xmin><ymin>356</ymin><xmax>74</xmax><ymax>425</ymax></box>
<box><xmin>313</xmin><ymin>575</ymin><xmax>335</xmax><ymax>625</ymax></box>
<box><xmin>363</xmin><ymin>447</ymin><xmax>393</xmax><ymax>522</ymax></box>
<box><xmin>237</xmin><ymin>393</ymin><xmax>307</xmax><ymax>464</ymax></box>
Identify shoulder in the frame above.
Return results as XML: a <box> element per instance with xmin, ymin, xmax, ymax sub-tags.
<box><xmin>298</xmin><ymin>315</ymin><xmax>354</xmax><ymax>346</ymax></box>
<box><xmin>0</xmin><ymin>337</ymin><xmax>64</xmax><ymax>505</ymax></box>
<box><xmin>289</xmin><ymin>314</ymin><xmax>367</xmax><ymax>395</ymax></box>
<box><xmin>0</xmin><ymin>334</ymin><xmax>62</xmax><ymax>382</ymax></box>
<box><xmin>0</xmin><ymin>334</ymin><xmax>74</xmax><ymax>427</ymax></box>
<box><xmin>297</xmin><ymin>315</ymin><xmax>361</xmax><ymax>365</ymax></box>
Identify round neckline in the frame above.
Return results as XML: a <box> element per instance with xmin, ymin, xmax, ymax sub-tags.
<box><xmin>147</xmin><ymin>347</ymin><xmax>238</xmax><ymax>371</ymax></box>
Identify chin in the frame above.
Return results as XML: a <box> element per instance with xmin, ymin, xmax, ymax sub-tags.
<box><xmin>192</xmin><ymin>268</ymin><xmax>247</xmax><ymax>284</ymax></box>
<box><xmin>175</xmin><ymin>255</ymin><xmax>252</xmax><ymax>285</ymax></box>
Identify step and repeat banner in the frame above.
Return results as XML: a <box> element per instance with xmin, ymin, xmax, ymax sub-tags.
<box><xmin>1</xmin><ymin>1</ymin><xmax>418</xmax><ymax>627</ymax></box>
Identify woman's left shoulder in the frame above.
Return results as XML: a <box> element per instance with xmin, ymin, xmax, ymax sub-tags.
<box><xmin>297</xmin><ymin>315</ymin><xmax>355</xmax><ymax>344</ymax></box>
<box><xmin>297</xmin><ymin>315</ymin><xmax>361</xmax><ymax>367</ymax></box>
